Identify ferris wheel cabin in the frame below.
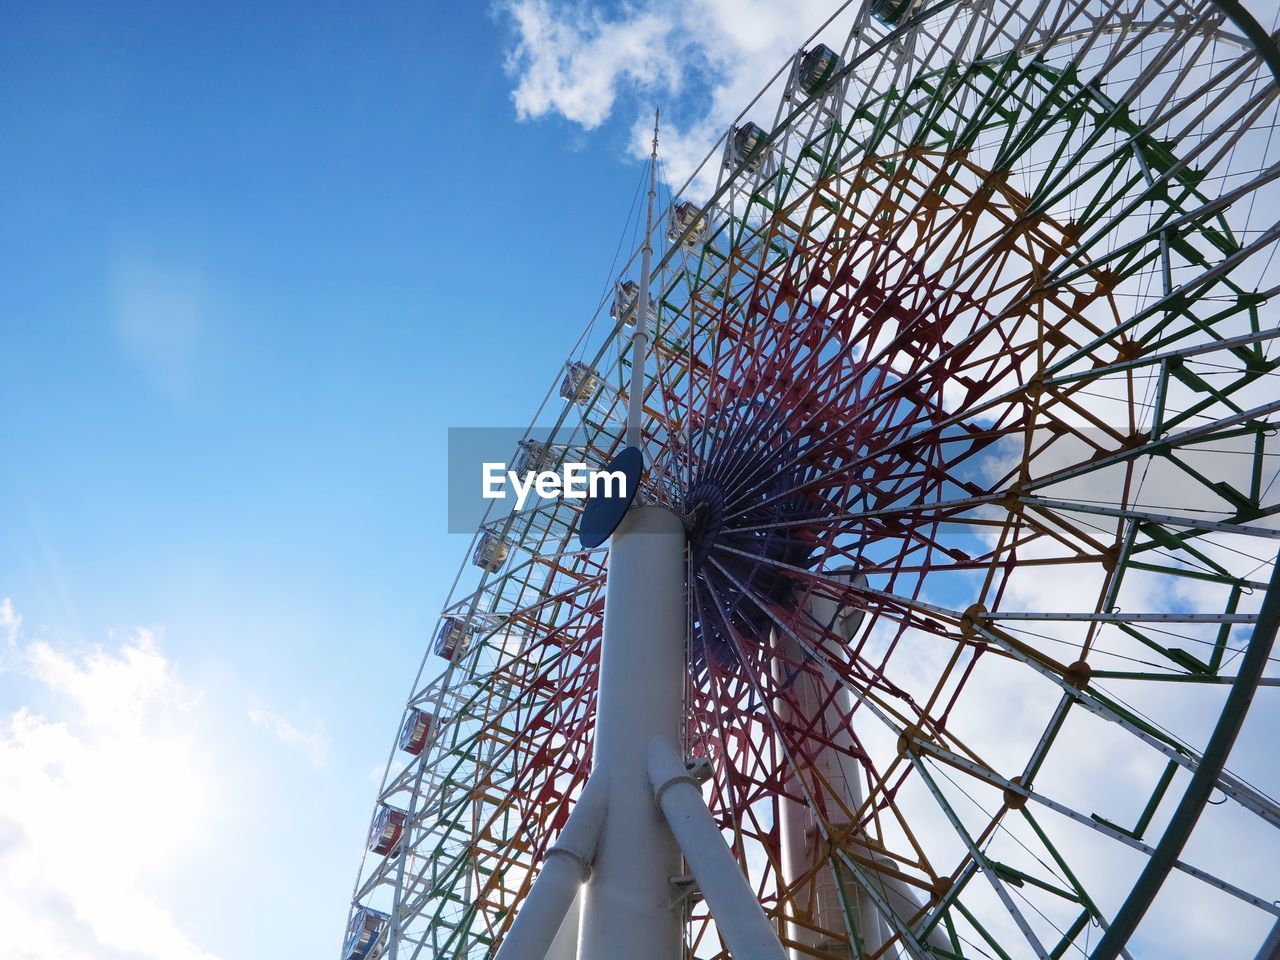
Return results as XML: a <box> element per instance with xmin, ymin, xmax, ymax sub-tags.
<box><xmin>432</xmin><ymin>617</ymin><xmax>473</xmax><ymax>662</ymax></box>
<box><xmin>558</xmin><ymin>360</ymin><xmax>600</xmax><ymax>405</ymax></box>
<box><xmin>367</xmin><ymin>804</ymin><xmax>407</xmax><ymax>858</ymax></box>
<box><xmin>397</xmin><ymin>707</ymin><xmax>433</xmax><ymax>756</ymax></box>
<box><xmin>870</xmin><ymin>0</ymin><xmax>913</xmax><ymax>25</ymax></box>
<box><xmin>471</xmin><ymin>531</ymin><xmax>511</xmax><ymax>572</ymax></box>
<box><xmin>727</xmin><ymin>122</ymin><xmax>768</xmax><ymax>173</ymax></box>
<box><xmin>796</xmin><ymin>43</ymin><xmax>841</xmax><ymax>97</ymax></box>
<box><xmin>667</xmin><ymin>200</ymin><xmax>707</xmax><ymax>248</ymax></box>
<box><xmin>514</xmin><ymin>438</ymin><xmax>554</xmax><ymax>475</ymax></box>
<box><xmin>343</xmin><ymin>907</ymin><xmax>389</xmax><ymax>960</ymax></box>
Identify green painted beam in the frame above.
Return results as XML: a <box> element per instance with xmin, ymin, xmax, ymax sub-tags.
<box><xmin>1091</xmin><ymin>551</ymin><xmax>1280</xmax><ymax>959</ymax></box>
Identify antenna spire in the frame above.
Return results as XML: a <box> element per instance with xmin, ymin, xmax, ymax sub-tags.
<box><xmin>625</xmin><ymin>109</ymin><xmax>660</xmax><ymax>451</ymax></box>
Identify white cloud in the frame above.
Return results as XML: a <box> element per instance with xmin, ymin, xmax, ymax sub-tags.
<box><xmin>498</xmin><ymin>0</ymin><xmax>842</xmax><ymax>187</ymax></box>
<box><xmin>247</xmin><ymin>705</ymin><xmax>329</xmax><ymax>769</ymax></box>
<box><xmin>25</xmin><ymin>629</ymin><xmax>198</xmax><ymax>734</ymax></box>
<box><xmin>0</xmin><ymin>603</ymin><xmax>219</xmax><ymax>960</ymax></box>
<box><xmin>1</xmin><ymin>598</ymin><xmax>20</xmax><ymax>645</ymax></box>
<box><xmin>503</xmin><ymin>0</ymin><xmax>682</xmax><ymax>129</ymax></box>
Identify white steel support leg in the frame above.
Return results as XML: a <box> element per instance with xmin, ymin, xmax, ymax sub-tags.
<box><xmin>579</xmin><ymin>506</ymin><xmax>686</xmax><ymax>960</ymax></box>
<box><xmin>493</xmin><ymin>773</ymin><xmax>609</xmax><ymax>960</ymax></box>
<box><xmin>648</xmin><ymin>737</ymin><xmax>787</xmax><ymax>960</ymax></box>
<box><xmin>1255</xmin><ymin>917</ymin><xmax>1280</xmax><ymax>960</ymax></box>
<box><xmin>803</xmin><ymin>670</ymin><xmax>885</xmax><ymax>957</ymax></box>
<box><xmin>775</xmin><ymin>571</ymin><xmax>948</xmax><ymax>958</ymax></box>
<box><xmin>857</xmin><ymin>849</ymin><xmax>949</xmax><ymax>957</ymax></box>
<box><xmin>773</xmin><ymin>646</ymin><xmax>818</xmax><ymax>960</ymax></box>
<box><xmin>544</xmin><ymin>890</ymin><xmax>582</xmax><ymax>960</ymax></box>
<box><xmin>774</xmin><ymin>571</ymin><xmax>883</xmax><ymax>957</ymax></box>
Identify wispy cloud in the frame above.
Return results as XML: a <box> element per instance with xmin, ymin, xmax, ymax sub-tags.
<box><xmin>498</xmin><ymin>0</ymin><xmax>843</xmax><ymax>187</ymax></box>
<box><xmin>0</xmin><ymin>602</ymin><xmax>219</xmax><ymax>960</ymax></box>
<box><xmin>503</xmin><ymin>0</ymin><xmax>681</xmax><ymax>129</ymax></box>
<box><xmin>26</xmin><ymin>628</ymin><xmax>200</xmax><ymax>733</ymax></box>
<box><xmin>0</xmin><ymin>599</ymin><xmax>25</xmax><ymax>676</ymax></box>
<box><xmin>247</xmin><ymin>705</ymin><xmax>329</xmax><ymax>769</ymax></box>
<box><xmin>1</xmin><ymin>597</ymin><xmax>19</xmax><ymax>649</ymax></box>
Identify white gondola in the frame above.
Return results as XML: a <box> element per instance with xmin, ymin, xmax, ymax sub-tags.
<box><xmin>514</xmin><ymin>438</ymin><xmax>554</xmax><ymax>475</ymax></box>
<box><xmin>433</xmin><ymin>617</ymin><xmax>473</xmax><ymax>662</ymax></box>
<box><xmin>558</xmin><ymin>360</ymin><xmax>600</xmax><ymax>404</ymax></box>
<box><xmin>796</xmin><ymin>43</ymin><xmax>841</xmax><ymax>97</ymax></box>
<box><xmin>667</xmin><ymin>201</ymin><xmax>708</xmax><ymax>248</ymax></box>
<box><xmin>727</xmin><ymin>122</ymin><xmax>769</xmax><ymax>173</ymax></box>
<box><xmin>367</xmin><ymin>804</ymin><xmax>407</xmax><ymax>857</ymax></box>
<box><xmin>610</xmin><ymin>279</ymin><xmax>640</xmax><ymax>323</ymax></box>
<box><xmin>343</xmin><ymin>907</ymin><xmax>390</xmax><ymax>960</ymax></box>
<box><xmin>472</xmin><ymin>531</ymin><xmax>511</xmax><ymax>572</ymax></box>
<box><xmin>609</xmin><ymin>280</ymin><xmax>659</xmax><ymax>334</ymax></box>
<box><xmin>398</xmin><ymin>708</ymin><xmax>433</xmax><ymax>756</ymax></box>
<box><xmin>870</xmin><ymin>0</ymin><xmax>913</xmax><ymax>26</ymax></box>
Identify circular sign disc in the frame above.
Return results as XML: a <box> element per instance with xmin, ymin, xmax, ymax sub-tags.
<box><xmin>578</xmin><ymin>446</ymin><xmax>643</xmax><ymax>549</ymax></box>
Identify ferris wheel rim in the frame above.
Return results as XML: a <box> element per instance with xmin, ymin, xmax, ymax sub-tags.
<box><xmin>347</xmin><ymin>3</ymin><xmax>1280</xmax><ymax>958</ymax></box>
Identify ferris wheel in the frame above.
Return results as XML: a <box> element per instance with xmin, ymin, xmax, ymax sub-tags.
<box><xmin>343</xmin><ymin>1</ymin><xmax>1280</xmax><ymax>958</ymax></box>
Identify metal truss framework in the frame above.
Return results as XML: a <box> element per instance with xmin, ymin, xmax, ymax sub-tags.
<box><xmin>345</xmin><ymin>1</ymin><xmax>1280</xmax><ymax>958</ymax></box>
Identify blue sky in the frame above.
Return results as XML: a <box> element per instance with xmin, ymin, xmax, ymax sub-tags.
<box><xmin>0</xmin><ymin>0</ymin><xmax>850</xmax><ymax>955</ymax></box>
<box><xmin>0</xmin><ymin>2</ymin><xmax>673</xmax><ymax>957</ymax></box>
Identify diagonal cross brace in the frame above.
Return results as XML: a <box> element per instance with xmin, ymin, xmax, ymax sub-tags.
<box><xmin>648</xmin><ymin>737</ymin><xmax>788</xmax><ymax>960</ymax></box>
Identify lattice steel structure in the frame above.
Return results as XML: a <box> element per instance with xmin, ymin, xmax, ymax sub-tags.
<box><xmin>344</xmin><ymin>1</ymin><xmax>1280</xmax><ymax>958</ymax></box>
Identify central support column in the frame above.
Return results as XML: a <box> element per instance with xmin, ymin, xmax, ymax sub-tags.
<box><xmin>579</xmin><ymin>505</ymin><xmax>686</xmax><ymax>960</ymax></box>
<box><xmin>774</xmin><ymin>572</ymin><xmax>951</xmax><ymax>959</ymax></box>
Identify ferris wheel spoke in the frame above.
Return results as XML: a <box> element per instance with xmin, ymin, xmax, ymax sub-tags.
<box><xmin>1017</xmin><ymin>497</ymin><xmax>1280</xmax><ymax>542</ymax></box>
<box><xmin>701</xmin><ymin>284</ymin><xmax>988</xmax><ymax>499</ymax></box>
<box><xmin>711</xmin><ymin>541</ymin><xmax>963</xmax><ymax>625</ymax></box>
<box><xmin>1047</xmin><ymin>144</ymin><xmax>1280</xmax><ymax>298</ymax></box>
<box><xmin>1023</xmin><ymin>18</ymin><xmax>1252</xmax><ymax>216</ymax></box>
<box><xmin>1037</xmin><ymin>324</ymin><xmax>1279</xmax><ymax>391</ymax></box>
<box><xmin>704</xmin><ymin>553</ymin><xmax>994</xmax><ymax>777</ymax></box>
<box><xmin>697</xmin><ymin>567</ymin><xmax>946</xmax><ymax>955</ymax></box>
<box><xmin>702</xmin><ymin>292</ymin><xmax>1135</xmax><ymax>532</ymax></box>
<box><xmin>983</xmin><ymin>611</ymin><xmax>1259</xmax><ymax>624</ymax></box>
<box><xmin>721</xmin><ymin>542</ymin><xmax>1259</xmax><ymax>721</ymax></box>
<box><xmin>733</xmin><ymin>492</ymin><xmax>1008</xmax><ymax>535</ymax></box>
<box><xmin>740</xmin><ymin>550</ymin><xmax>1057</xmax><ymax>945</ymax></box>
<box><xmin>966</xmin><ymin>617</ymin><xmax>1280</xmax><ymax>829</ymax></box>
<box><xmin>738</xmin><ymin>363</ymin><xmax>981</xmax><ymax>489</ymax></box>
<box><xmin>1047</xmin><ymin>225</ymin><xmax>1280</xmax><ymax>377</ymax></box>
<box><xmin>907</xmin><ymin>733</ymin><xmax>1280</xmax><ymax>919</ymax></box>
<box><xmin>906</xmin><ymin>754</ymin><xmax>1056</xmax><ymax>959</ymax></box>
<box><xmin>998</xmin><ymin>15</ymin><xmax>1171</xmax><ymax>172</ymax></box>
<box><xmin>1021</xmin><ymin>396</ymin><xmax>1280</xmax><ymax>492</ymax></box>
